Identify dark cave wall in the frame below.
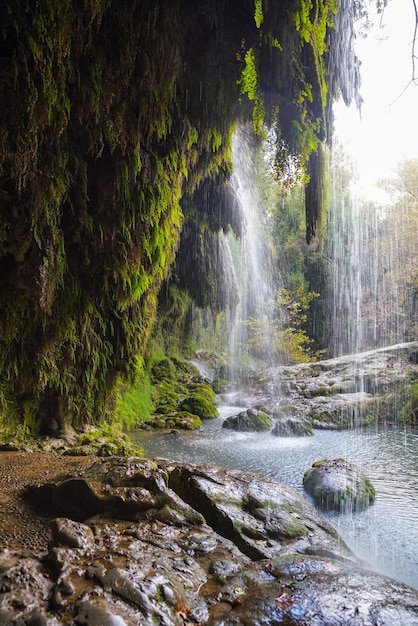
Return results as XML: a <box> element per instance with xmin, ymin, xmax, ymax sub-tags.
<box><xmin>0</xmin><ymin>0</ymin><xmax>360</xmax><ymax>431</ymax></box>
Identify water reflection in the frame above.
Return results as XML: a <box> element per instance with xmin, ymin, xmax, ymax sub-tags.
<box><xmin>132</xmin><ymin>405</ymin><xmax>418</xmax><ymax>590</ymax></box>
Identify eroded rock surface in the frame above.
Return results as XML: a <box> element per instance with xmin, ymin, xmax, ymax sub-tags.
<box><xmin>240</xmin><ymin>342</ymin><xmax>418</xmax><ymax>429</ymax></box>
<box><xmin>222</xmin><ymin>408</ymin><xmax>272</xmax><ymax>432</ymax></box>
<box><xmin>303</xmin><ymin>458</ymin><xmax>376</xmax><ymax>512</ymax></box>
<box><xmin>271</xmin><ymin>416</ymin><xmax>313</xmax><ymax>437</ymax></box>
<box><xmin>2</xmin><ymin>456</ymin><xmax>414</xmax><ymax>625</ymax></box>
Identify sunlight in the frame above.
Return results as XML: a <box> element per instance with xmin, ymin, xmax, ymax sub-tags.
<box><xmin>334</xmin><ymin>0</ymin><xmax>418</xmax><ymax>196</ymax></box>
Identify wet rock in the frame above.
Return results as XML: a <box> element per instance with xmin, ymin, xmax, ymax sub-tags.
<box><xmin>271</xmin><ymin>416</ymin><xmax>313</xmax><ymax>437</ymax></box>
<box><xmin>0</xmin><ymin>550</ymin><xmax>53</xmax><ymax>625</ymax></box>
<box><xmin>7</xmin><ymin>458</ymin><xmax>418</xmax><ymax>624</ymax></box>
<box><xmin>222</xmin><ymin>408</ymin><xmax>272</xmax><ymax>431</ymax></box>
<box><xmin>231</xmin><ymin>553</ymin><xmax>418</xmax><ymax>626</ymax></box>
<box><xmin>241</xmin><ymin>342</ymin><xmax>418</xmax><ymax>429</ymax></box>
<box><xmin>303</xmin><ymin>458</ymin><xmax>376</xmax><ymax>511</ymax></box>
<box><xmin>25</xmin><ymin>459</ymin><xmax>204</xmax><ymax>526</ymax></box>
<box><xmin>167</xmin><ymin>463</ymin><xmax>352</xmax><ymax>561</ymax></box>
<box><xmin>308</xmin><ymin>391</ymin><xmax>376</xmax><ymax>428</ymax></box>
<box><xmin>50</xmin><ymin>517</ymin><xmax>96</xmax><ymax>550</ymax></box>
<box><xmin>0</xmin><ymin>428</ymin><xmax>144</xmax><ymax>457</ymax></box>
<box><xmin>75</xmin><ymin>600</ymin><xmax>129</xmax><ymax>625</ymax></box>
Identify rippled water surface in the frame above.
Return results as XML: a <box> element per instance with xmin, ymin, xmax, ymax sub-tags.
<box><xmin>132</xmin><ymin>406</ymin><xmax>418</xmax><ymax>590</ymax></box>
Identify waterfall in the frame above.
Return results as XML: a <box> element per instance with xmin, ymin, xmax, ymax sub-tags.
<box><xmin>325</xmin><ymin>147</ymin><xmax>417</xmax><ymax>357</ymax></box>
<box><xmin>326</xmin><ymin>154</ymin><xmax>374</xmax><ymax>356</ymax></box>
<box><xmin>223</xmin><ymin>125</ymin><xmax>276</xmax><ymax>371</ymax></box>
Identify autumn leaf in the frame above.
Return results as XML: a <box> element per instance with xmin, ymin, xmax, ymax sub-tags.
<box><xmin>176</xmin><ymin>603</ymin><xmax>192</xmax><ymax>620</ymax></box>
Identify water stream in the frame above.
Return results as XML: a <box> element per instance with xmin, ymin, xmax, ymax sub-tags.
<box><xmin>216</xmin><ymin>124</ymin><xmax>276</xmax><ymax>369</ymax></box>
<box><xmin>132</xmin><ymin>407</ymin><xmax>418</xmax><ymax>591</ymax></box>
<box><xmin>139</xmin><ymin>124</ymin><xmax>418</xmax><ymax>594</ymax></box>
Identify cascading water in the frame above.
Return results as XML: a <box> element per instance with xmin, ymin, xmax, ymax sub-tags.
<box><xmin>222</xmin><ymin>125</ymin><xmax>276</xmax><ymax>371</ymax></box>
<box><xmin>326</xmin><ymin>147</ymin><xmax>417</xmax><ymax>357</ymax></box>
<box><xmin>182</xmin><ymin>125</ymin><xmax>277</xmax><ymax>376</ymax></box>
<box><xmin>326</xmin><ymin>151</ymin><xmax>376</xmax><ymax>356</ymax></box>
<box><xmin>138</xmin><ymin>4</ymin><xmax>418</xmax><ymax>590</ymax></box>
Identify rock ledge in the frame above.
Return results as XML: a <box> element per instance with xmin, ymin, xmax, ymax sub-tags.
<box><xmin>0</xmin><ymin>456</ymin><xmax>415</xmax><ymax>625</ymax></box>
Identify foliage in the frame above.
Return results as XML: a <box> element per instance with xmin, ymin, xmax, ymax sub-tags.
<box><xmin>238</xmin><ymin>47</ymin><xmax>265</xmax><ymax>134</ymax></box>
<box><xmin>254</xmin><ymin>0</ymin><xmax>264</xmax><ymax>29</ymax></box>
<box><xmin>0</xmin><ymin>0</ymin><xmax>360</xmax><ymax>434</ymax></box>
<box><xmin>271</xmin><ymin>0</ymin><xmax>337</xmax><ymax>178</ymax></box>
<box><xmin>114</xmin><ymin>375</ymin><xmax>156</xmax><ymax>430</ymax></box>
<box><xmin>246</xmin><ymin>286</ymin><xmax>322</xmax><ymax>364</ymax></box>
<box><xmin>0</xmin><ymin>0</ymin><xmax>247</xmax><ymax>432</ymax></box>
<box><xmin>293</xmin><ymin>0</ymin><xmax>337</xmax><ymax>108</ymax></box>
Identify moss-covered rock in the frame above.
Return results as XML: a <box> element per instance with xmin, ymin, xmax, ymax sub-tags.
<box><xmin>271</xmin><ymin>417</ymin><xmax>313</xmax><ymax>437</ymax></box>
<box><xmin>0</xmin><ymin>425</ymin><xmax>144</xmax><ymax>457</ymax></box>
<box><xmin>172</xmin><ymin>412</ymin><xmax>202</xmax><ymax>430</ymax></box>
<box><xmin>212</xmin><ymin>377</ymin><xmax>229</xmax><ymax>394</ymax></box>
<box><xmin>151</xmin><ymin>359</ymin><xmax>176</xmax><ymax>382</ymax></box>
<box><xmin>188</xmin><ymin>382</ymin><xmax>216</xmax><ymax>402</ymax></box>
<box><xmin>16</xmin><ymin>458</ymin><xmax>418</xmax><ymax>624</ymax></box>
<box><xmin>149</xmin><ymin>356</ymin><xmax>218</xmax><ymax>427</ymax></box>
<box><xmin>222</xmin><ymin>408</ymin><xmax>272</xmax><ymax>432</ymax></box>
<box><xmin>303</xmin><ymin>458</ymin><xmax>376</xmax><ymax>512</ymax></box>
<box><xmin>180</xmin><ymin>395</ymin><xmax>219</xmax><ymax>420</ymax></box>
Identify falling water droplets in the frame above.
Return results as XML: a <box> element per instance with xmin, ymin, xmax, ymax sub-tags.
<box><xmin>224</xmin><ymin>125</ymin><xmax>276</xmax><ymax>371</ymax></box>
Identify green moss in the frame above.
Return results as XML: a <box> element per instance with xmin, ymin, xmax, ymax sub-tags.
<box><xmin>313</xmin><ymin>484</ymin><xmax>322</xmax><ymax>499</ymax></box>
<box><xmin>311</xmin><ymin>458</ymin><xmax>330</xmax><ymax>468</ymax></box>
<box><xmin>212</xmin><ymin>378</ymin><xmax>229</xmax><ymax>394</ymax></box>
<box><xmin>308</xmin><ymin>386</ymin><xmax>333</xmax><ymax>397</ymax></box>
<box><xmin>151</xmin><ymin>359</ymin><xmax>176</xmax><ymax>382</ymax></box>
<box><xmin>180</xmin><ymin>394</ymin><xmax>219</xmax><ymax>420</ymax></box>
<box><xmin>223</xmin><ymin>410</ymin><xmax>272</xmax><ymax>432</ymax></box>
<box><xmin>114</xmin><ymin>375</ymin><xmax>156</xmax><ymax>430</ymax></box>
<box><xmin>0</xmin><ymin>0</ymin><xmax>356</xmax><ymax>435</ymax></box>
<box><xmin>188</xmin><ymin>383</ymin><xmax>216</xmax><ymax>403</ymax></box>
<box><xmin>172</xmin><ymin>412</ymin><xmax>202</xmax><ymax>430</ymax></box>
<box><xmin>238</xmin><ymin>48</ymin><xmax>265</xmax><ymax>134</ymax></box>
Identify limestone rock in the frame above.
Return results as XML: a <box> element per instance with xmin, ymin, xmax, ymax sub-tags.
<box><xmin>242</xmin><ymin>342</ymin><xmax>418</xmax><ymax>429</ymax></box>
<box><xmin>222</xmin><ymin>408</ymin><xmax>272</xmax><ymax>431</ymax></box>
<box><xmin>303</xmin><ymin>458</ymin><xmax>376</xmax><ymax>512</ymax></box>
<box><xmin>272</xmin><ymin>416</ymin><xmax>313</xmax><ymax>437</ymax></box>
<box><xmin>11</xmin><ymin>457</ymin><xmax>418</xmax><ymax>625</ymax></box>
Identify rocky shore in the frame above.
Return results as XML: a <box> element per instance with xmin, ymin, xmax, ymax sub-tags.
<box><xmin>1</xmin><ymin>452</ymin><xmax>418</xmax><ymax>625</ymax></box>
<box><xmin>233</xmin><ymin>342</ymin><xmax>418</xmax><ymax>430</ymax></box>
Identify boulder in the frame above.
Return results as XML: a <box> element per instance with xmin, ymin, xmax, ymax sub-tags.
<box><xmin>222</xmin><ymin>408</ymin><xmax>272</xmax><ymax>431</ymax></box>
<box><xmin>303</xmin><ymin>458</ymin><xmax>376</xmax><ymax>512</ymax></box>
<box><xmin>272</xmin><ymin>416</ymin><xmax>313</xmax><ymax>437</ymax></box>
<box><xmin>179</xmin><ymin>393</ymin><xmax>219</xmax><ymax>419</ymax></box>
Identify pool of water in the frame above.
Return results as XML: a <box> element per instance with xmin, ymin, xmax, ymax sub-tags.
<box><xmin>131</xmin><ymin>405</ymin><xmax>418</xmax><ymax>590</ymax></box>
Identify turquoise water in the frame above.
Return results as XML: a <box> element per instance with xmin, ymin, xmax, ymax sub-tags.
<box><xmin>132</xmin><ymin>405</ymin><xmax>418</xmax><ymax>590</ymax></box>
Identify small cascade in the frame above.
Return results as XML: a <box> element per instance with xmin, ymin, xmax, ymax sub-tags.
<box><xmin>326</xmin><ymin>158</ymin><xmax>374</xmax><ymax>356</ymax></box>
<box><xmin>224</xmin><ymin>125</ymin><xmax>276</xmax><ymax>370</ymax></box>
<box><xmin>325</xmin><ymin>148</ymin><xmax>417</xmax><ymax>358</ymax></box>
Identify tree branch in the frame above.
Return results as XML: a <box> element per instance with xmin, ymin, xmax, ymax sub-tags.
<box><xmin>412</xmin><ymin>0</ymin><xmax>418</xmax><ymax>84</ymax></box>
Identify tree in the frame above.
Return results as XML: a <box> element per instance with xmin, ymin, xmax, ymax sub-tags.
<box><xmin>377</xmin><ymin>159</ymin><xmax>418</xmax><ymax>341</ymax></box>
<box><xmin>246</xmin><ymin>287</ymin><xmax>322</xmax><ymax>364</ymax></box>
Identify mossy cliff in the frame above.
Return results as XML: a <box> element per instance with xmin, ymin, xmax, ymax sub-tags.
<box><xmin>0</xmin><ymin>0</ymin><xmax>360</xmax><ymax>433</ymax></box>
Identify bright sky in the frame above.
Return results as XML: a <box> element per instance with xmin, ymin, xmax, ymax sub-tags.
<box><xmin>333</xmin><ymin>0</ymin><xmax>418</xmax><ymax>195</ymax></box>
